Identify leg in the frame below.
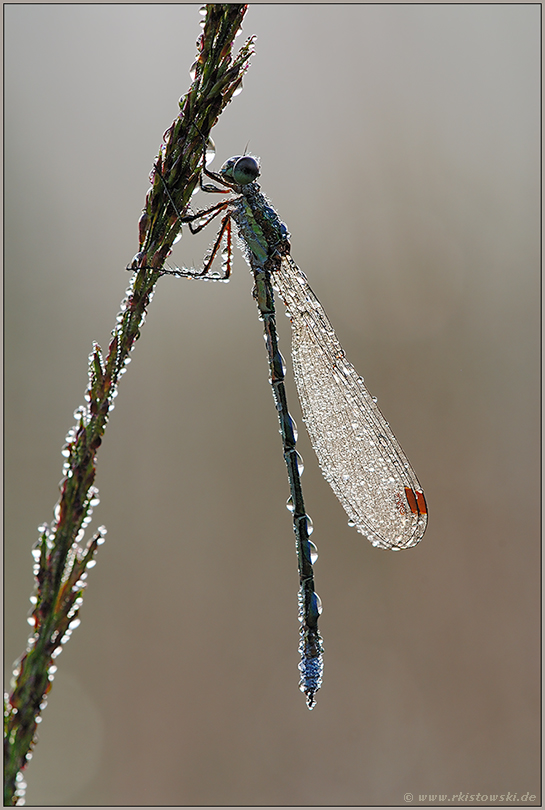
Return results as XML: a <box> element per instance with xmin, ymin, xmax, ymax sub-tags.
<box><xmin>162</xmin><ymin>213</ymin><xmax>233</xmax><ymax>281</ymax></box>
<box><xmin>184</xmin><ymin>200</ymin><xmax>232</xmax><ymax>234</ymax></box>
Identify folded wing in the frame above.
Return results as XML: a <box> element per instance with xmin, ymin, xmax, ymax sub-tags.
<box><xmin>273</xmin><ymin>255</ymin><xmax>427</xmax><ymax>550</ymax></box>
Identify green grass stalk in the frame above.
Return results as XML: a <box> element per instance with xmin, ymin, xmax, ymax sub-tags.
<box><xmin>4</xmin><ymin>5</ymin><xmax>254</xmax><ymax>804</ymax></box>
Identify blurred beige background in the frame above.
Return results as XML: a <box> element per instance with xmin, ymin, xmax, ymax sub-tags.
<box><xmin>5</xmin><ymin>4</ymin><xmax>540</xmax><ymax>807</ymax></box>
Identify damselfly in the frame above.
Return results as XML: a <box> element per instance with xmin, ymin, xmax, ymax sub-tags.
<box><xmin>153</xmin><ymin>150</ymin><xmax>427</xmax><ymax>708</ymax></box>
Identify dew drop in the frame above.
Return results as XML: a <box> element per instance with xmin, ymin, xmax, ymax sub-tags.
<box><xmin>309</xmin><ymin>541</ymin><xmax>319</xmax><ymax>564</ymax></box>
<box><xmin>290</xmin><ymin>416</ymin><xmax>298</xmax><ymax>442</ymax></box>
<box><xmin>312</xmin><ymin>592</ymin><xmax>323</xmax><ymax>616</ymax></box>
<box><xmin>205</xmin><ymin>138</ymin><xmax>216</xmax><ymax>165</ymax></box>
<box><xmin>286</xmin><ymin>496</ymin><xmax>294</xmax><ymax>513</ymax></box>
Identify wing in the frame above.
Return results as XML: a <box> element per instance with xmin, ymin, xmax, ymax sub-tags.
<box><xmin>273</xmin><ymin>255</ymin><xmax>427</xmax><ymax>550</ymax></box>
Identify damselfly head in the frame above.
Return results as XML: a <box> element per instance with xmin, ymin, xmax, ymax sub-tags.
<box><xmin>220</xmin><ymin>155</ymin><xmax>260</xmax><ymax>186</ymax></box>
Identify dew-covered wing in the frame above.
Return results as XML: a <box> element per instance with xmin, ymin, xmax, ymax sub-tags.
<box><xmin>273</xmin><ymin>255</ymin><xmax>427</xmax><ymax>550</ymax></box>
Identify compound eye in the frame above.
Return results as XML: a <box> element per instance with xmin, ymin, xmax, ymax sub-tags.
<box><xmin>232</xmin><ymin>156</ymin><xmax>260</xmax><ymax>185</ymax></box>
